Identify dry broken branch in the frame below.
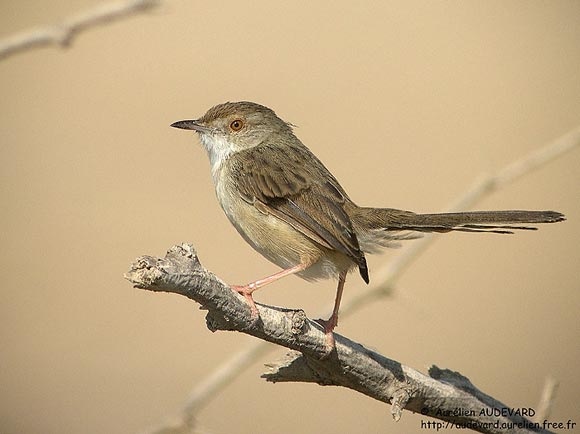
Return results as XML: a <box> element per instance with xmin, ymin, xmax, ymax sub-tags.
<box><xmin>125</xmin><ymin>244</ymin><xmax>556</xmax><ymax>434</ymax></box>
<box><xmin>0</xmin><ymin>0</ymin><xmax>159</xmax><ymax>60</ymax></box>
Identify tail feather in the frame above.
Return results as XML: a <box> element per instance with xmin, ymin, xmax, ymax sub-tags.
<box><xmin>353</xmin><ymin>208</ymin><xmax>565</xmax><ymax>234</ymax></box>
<box><xmin>445</xmin><ymin>225</ymin><xmax>535</xmax><ymax>234</ymax></box>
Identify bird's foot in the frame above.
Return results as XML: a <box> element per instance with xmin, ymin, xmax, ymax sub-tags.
<box><xmin>231</xmin><ymin>284</ymin><xmax>260</xmax><ymax>327</ymax></box>
<box><xmin>315</xmin><ymin>316</ymin><xmax>338</xmax><ymax>358</ymax></box>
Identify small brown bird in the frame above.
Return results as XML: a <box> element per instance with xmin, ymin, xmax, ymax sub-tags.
<box><xmin>171</xmin><ymin>101</ymin><xmax>565</xmax><ymax>352</ymax></box>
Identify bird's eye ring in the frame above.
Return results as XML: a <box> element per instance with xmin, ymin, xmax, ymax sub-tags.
<box><xmin>230</xmin><ymin>119</ymin><xmax>243</xmax><ymax>131</ymax></box>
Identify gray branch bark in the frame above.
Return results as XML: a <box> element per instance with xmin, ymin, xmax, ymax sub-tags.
<box><xmin>125</xmin><ymin>243</ymin><xmax>554</xmax><ymax>434</ymax></box>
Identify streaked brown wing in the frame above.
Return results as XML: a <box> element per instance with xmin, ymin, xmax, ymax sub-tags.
<box><xmin>230</xmin><ymin>144</ymin><xmax>369</xmax><ymax>282</ymax></box>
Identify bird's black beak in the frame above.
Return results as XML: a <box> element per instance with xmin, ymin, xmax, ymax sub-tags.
<box><xmin>170</xmin><ymin>120</ymin><xmax>210</xmax><ymax>133</ymax></box>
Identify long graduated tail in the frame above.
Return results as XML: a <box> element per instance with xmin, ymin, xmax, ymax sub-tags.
<box><xmin>353</xmin><ymin>207</ymin><xmax>565</xmax><ymax>235</ymax></box>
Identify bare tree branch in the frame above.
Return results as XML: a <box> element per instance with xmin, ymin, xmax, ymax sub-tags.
<box><xmin>144</xmin><ymin>126</ymin><xmax>580</xmax><ymax>432</ymax></box>
<box><xmin>0</xmin><ymin>0</ymin><xmax>159</xmax><ymax>61</ymax></box>
<box><xmin>126</xmin><ymin>244</ymin><xmax>557</xmax><ymax>434</ymax></box>
<box><xmin>534</xmin><ymin>377</ymin><xmax>559</xmax><ymax>423</ymax></box>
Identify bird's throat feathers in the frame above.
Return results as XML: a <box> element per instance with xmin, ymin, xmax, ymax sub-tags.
<box><xmin>199</xmin><ymin>132</ymin><xmax>237</xmax><ymax>180</ymax></box>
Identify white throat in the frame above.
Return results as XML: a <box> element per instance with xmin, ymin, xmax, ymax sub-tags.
<box><xmin>199</xmin><ymin>133</ymin><xmax>236</xmax><ymax>181</ymax></box>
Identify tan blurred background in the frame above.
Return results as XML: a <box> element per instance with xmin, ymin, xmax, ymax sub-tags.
<box><xmin>1</xmin><ymin>1</ymin><xmax>579</xmax><ymax>433</ymax></box>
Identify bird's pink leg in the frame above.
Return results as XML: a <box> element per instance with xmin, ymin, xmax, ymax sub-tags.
<box><xmin>317</xmin><ymin>270</ymin><xmax>347</xmax><ymax>355</ymax></box>
<box><xmin>231</xmin><ymin>263</ymin><xmax>308</xmax><ymax>319</ymax></box>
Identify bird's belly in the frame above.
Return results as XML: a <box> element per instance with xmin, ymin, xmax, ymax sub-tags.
<box><xmin>214</xmin><ymin>178</ymin><xmax>348</xmax><ymax>281</ymax></box>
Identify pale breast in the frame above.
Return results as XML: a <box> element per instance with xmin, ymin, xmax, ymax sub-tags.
<box><xmin>211</xmin><ymin>164</ymin><xmax>346</xmax><ymax>280</ymax></box>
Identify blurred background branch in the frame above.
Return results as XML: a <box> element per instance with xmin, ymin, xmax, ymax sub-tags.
<box><xmin>0</xmin><ymin>0</ymin><xmax>159</xmax><ymax>60</ymax></box>
<box><xmin>534</xmin><ymin>376</ymin><xmax>559</xmax><ymax>423</ymax></box>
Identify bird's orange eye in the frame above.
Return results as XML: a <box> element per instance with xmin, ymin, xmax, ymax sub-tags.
<box><xmin>230</xmin><ymin>119</ymin><xmax>243</xmax><ymax>131</ymax></box>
